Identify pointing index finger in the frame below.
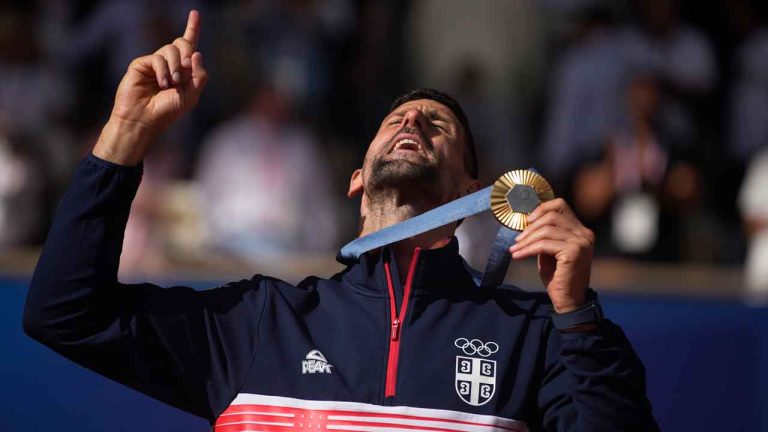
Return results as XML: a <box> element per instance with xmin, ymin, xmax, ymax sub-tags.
<box><xmin>183</xmin><ymin>10</ymin><xmax>201</xmax><ymax>49</ymax></box>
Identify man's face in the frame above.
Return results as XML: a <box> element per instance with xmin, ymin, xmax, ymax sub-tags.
<box><xmin>359</xmin><ymin>99</ymin><xmax>472</xmax><ymax>203</ymax></box>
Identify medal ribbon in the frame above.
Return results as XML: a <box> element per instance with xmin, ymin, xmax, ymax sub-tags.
<box><xmin>337</xmin><ymin>169</ymin><xmax>553</xmax><ymax>288</ymax></box>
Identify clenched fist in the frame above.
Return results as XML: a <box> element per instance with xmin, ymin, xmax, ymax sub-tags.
<box><xmin>93</xmin><ymin>10</ymin><xmax>209</xmax><ymax>166</ymax></box>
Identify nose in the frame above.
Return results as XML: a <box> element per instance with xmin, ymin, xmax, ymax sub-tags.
<box><xmin>401</xmin><ymin>108</ymin><xmax>427</xmax><ymax>130</ymax></box>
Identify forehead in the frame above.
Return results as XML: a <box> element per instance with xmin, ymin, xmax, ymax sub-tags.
<box><xmin>387</xmin><ymin>99</ymin><xmax>459</xmax><ymax>123</ymax></box>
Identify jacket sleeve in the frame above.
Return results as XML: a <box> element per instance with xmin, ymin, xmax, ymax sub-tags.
<box><xmin>22</xmin><ymin>154</ymin><xmax>267</xmax><ymax>421</ymax></box>
<box><xmin>537</xmin><ymin>318</ymin><xmax>660</xmax><ymax>432</ymax></box>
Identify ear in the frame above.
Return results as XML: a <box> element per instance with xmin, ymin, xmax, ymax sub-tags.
<box><xmin>347</xmin><ymin>168</ymin><xmax>364</xmax><ymax>198</ymax></box>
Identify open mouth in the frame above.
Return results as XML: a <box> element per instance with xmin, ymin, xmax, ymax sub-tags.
<box><xmin>389</xmin><ymin>134</ymin><xmax>427</xmax><ymax>157</ymax></box>
<box><xmin>394</xmin><ymin>138</ymin><xmax>421</xmax><ymax>152</ymax></box>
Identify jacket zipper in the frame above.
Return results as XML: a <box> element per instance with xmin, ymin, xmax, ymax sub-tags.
<box><xmin>383</xmin><ymin>247</ymin><xmax>421</xmax><ymax>398</ymax></box>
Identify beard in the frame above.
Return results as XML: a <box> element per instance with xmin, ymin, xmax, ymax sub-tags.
<box><xmin>367</xmin><ymin>157</ymin><xmax>439</xmax><ymax>197</ymax></box>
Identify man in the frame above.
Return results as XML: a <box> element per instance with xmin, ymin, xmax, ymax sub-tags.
<box><xmin>23</xmin><ymin>10</ymin><xmax>658</xmax><ymax>431</ymax></box>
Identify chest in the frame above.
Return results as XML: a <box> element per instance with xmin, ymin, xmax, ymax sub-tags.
<box><xmin>213</xmin><ymin>291</ymin><xmax>543</xmax><ymax>431</ymax></box>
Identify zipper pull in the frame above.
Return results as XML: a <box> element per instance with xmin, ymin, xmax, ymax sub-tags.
<box><xmin>391</xmin><ymin>317</ymin><xmax>400</xmax><ymax>341</ymax></box>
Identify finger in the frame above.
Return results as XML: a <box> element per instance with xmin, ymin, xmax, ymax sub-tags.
<box><xmin>521</xmin><ymin>199</ymin><xmax>594</xmax><ymax>245</ymax></box>
<box><xmin>173</xmin><ymin>37</ymin><xmax>194</xmax><ymax>68</ymax></box>
<box><xmin>128</xmin><ymin>54</ymin><xmax>170</xmax><ymax>87</ymax></box>
<box><xmin>156</xmin><ymin>44</ymin><xmax>182</xmax><ymax>84</ymax></box>
<box><xmin>528</xmin><ymin>198</ymin><xmax>575</xmax><ymax>223</ymax></box>
<box><xmin>183</xmin><ymin>10</ymin><xmax>201</xmax><ymax>50</ymax></box>
<box><xmin>190</xmin><ymin>52</ymin><xmax>207</xmax><ymax>85</ymax></box>
<box><xmin>150</xmin><ymin>54</ymin><xmax>171</xmax><ymax>89</ymax></box>
<box><xmin>185</xmin><ymin>51</ymin><xmax>208</xmax><ymax>104</ymax></box>
<box><xmin>517</xmin><ymin>211</ymin><xmax>579</xmax><ymax>241</ymax></box>
<box><xmin>511</xmin><ymin>225</ymin><xmax>573</xmax><ymax>252</ymax></box>
<box><xmin>511</xmin><ymin>239</ymin><xmax>569</xmax><ymax>260</ymax></box>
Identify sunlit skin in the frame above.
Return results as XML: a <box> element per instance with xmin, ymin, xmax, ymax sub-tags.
<box><xmin>92</xmin><ymin>10</ymin><xmax>594</xmax><ymax>315</ymax></box>
<box><xmin>349</xmin><ymin>101</ymin><xmax>479</xmax><ymax>232</ymax></box>
<box><xmin>347</xmin><ymin>99</ymin><xmax>482</xmax><ymax>276</ymax></box>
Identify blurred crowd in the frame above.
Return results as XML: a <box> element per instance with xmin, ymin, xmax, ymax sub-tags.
<box><xmin>1</xmin><ymin>0</ymin><xmax>767</xmax><ymax>290</ymax></box>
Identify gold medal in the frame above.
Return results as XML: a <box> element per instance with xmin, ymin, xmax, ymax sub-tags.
<box><xmin>490</xmin><ymin>170</ymin><xmax>555</xmax><ymax>231</ymax></box>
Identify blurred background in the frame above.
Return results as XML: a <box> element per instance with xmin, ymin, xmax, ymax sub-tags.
<box><xmin>1</xmin><ymin>0</ymin><xmax>767</xmax><ymax>431</ymax></box>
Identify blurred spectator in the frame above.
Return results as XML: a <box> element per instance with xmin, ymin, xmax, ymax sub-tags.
<box><xmin>48</xmin><ymin>0</ymin><xmax>202</xmax><ymax>87</ymax></box>
<box><xmin>0</xmin><ymin>132</ymin><xmax>44</xmax><ymax>251</ymax></box>
<box><xmin>541</xmin><ymin>5</ymin><xmax>627</xmax><ymax>184</ymax></box>
<box><xmin>118</xmin><ymin>137</ymin><xmax>186</xmax><ymax>276</ymax></box>
<box><xmin>728</xmin><ymin>24</ymin><xmax>768</xmax><ymax>162</ymax></box>
<box><xmin>738</xmin><ymin>148</ymin><xmax>768</xmax><ymax>297</ymax></box>
<box><xmin>406</xmin><ymin>0</ymin><xmax>542</xmax><ymax>177</ymax></box>
<box><xmin>48</xmin><ymin>0</ymin><xmax>149</xmax><ymax>87</ymax></box>
<box><xmin>45</xmin><ymin>0</ymin><xmax>206</xmax><ymax>176</ymax></box>
<box><xmin>452</xmin><ymin>61</ymin><xmax>521</xmax><ymax>180</ymax></box>
<box><xmin>0</xmin><ymin>5</ymin><xmax>74</xmax><ymax>250</ymax></box>
<box><xmin>406</xmin><ymin>0</ymin><xmax>540</xmax><ymax>102</ymax></box>
<box><xmin>218</xmin><ymin>0</ymin><xmax>353</xmax><ymax>120</ymax></box>
<box><xmin>0</xmin><ymin>0</ymin><xmax>754</xmax><ymax>269</ymax></box>
<box><xmin>196</xmin><ymin>84</ymin><xmax>338</xmax><ymax>260</ymax></box>
<box><xmin>620</xmin><ymin>0</ymin><xmax>716</xmax><ymax>144</ymax></box>
<box><xmin>118</xmin><ymin>173</ymin><xmax>170</xmax><ymax>276</ymax></box>
<box><xmin>572</xmin><ymin>73</ymin><xmax>703</xmax><ymax>261</ymax></box>
<box><xmin>0</xmin><ymin>7</ymin><xmax>72</xmax><ymax>138</ymax></box>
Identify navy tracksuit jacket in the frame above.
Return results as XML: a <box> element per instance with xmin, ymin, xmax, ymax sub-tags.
<box><xmin>23</xmin><ymin>155</ymin><xmax>659</xmax><ymax>431</ymax></box>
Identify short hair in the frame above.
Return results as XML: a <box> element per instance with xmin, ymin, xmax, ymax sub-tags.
<box><xmin>389</xmin><ymin>89</ymin><xmax>479</xmax><ymax>180</ymax></box>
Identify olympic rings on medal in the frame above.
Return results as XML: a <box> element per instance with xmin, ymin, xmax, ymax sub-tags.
<box><xmin>454</xmin><ymin>338</ymin><xmax>499</xmax><ymax>358</ymax></box>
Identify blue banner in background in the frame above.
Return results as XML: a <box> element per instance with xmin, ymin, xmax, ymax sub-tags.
<box><xmin>2</xmin><ymin>277</ymin><xmax>767</xmax><ymax>431</ymax></box>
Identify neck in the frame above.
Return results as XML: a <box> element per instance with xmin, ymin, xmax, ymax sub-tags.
<box><xmin>361</xmin><ymin>190</ymin><xmax>455</xmax><ymax>281</ymax></box>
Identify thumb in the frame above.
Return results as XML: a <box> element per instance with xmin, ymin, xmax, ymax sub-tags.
<box><xmin>185</xmin><ymin>52</ymin><xmax>209</xmax><ymax>106</ymax></box>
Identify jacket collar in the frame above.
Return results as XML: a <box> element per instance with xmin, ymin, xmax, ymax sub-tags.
<box><xmin>339</xmin><ymin>237</ymin><xmax>478</xmax><ymax>296</ymax></box>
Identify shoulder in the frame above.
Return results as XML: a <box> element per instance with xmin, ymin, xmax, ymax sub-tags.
<box><xmin>187</xmin><ymin>274</ymin><xmax>317</xmax><ymax>304</ymax></box>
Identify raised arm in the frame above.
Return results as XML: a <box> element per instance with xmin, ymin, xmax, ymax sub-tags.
<box><xmin>22</xmin><ymin>12</ymin><xmax>265</xmax><ymax>421</ymax></box>
<box><xmin>94</xmin><ymin>10</ymin><xmax>207</xmax><ymax>166</ymax></box>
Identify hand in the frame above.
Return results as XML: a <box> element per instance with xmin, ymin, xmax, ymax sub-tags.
<box><xmin>94</xmin><ymin>10</ymin><xmax>209</xmax><ymax>165</ymax></box>
<box><xmin>509</xmin><ymin>198</ymin><xmax>595</xmax><ymax>313</ymax></box>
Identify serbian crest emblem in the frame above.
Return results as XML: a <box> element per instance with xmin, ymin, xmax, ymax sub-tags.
<box><xmin>454</xmin><ymin>338</ymin><xmax>499</xmax><ymax>406</ymax></box>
